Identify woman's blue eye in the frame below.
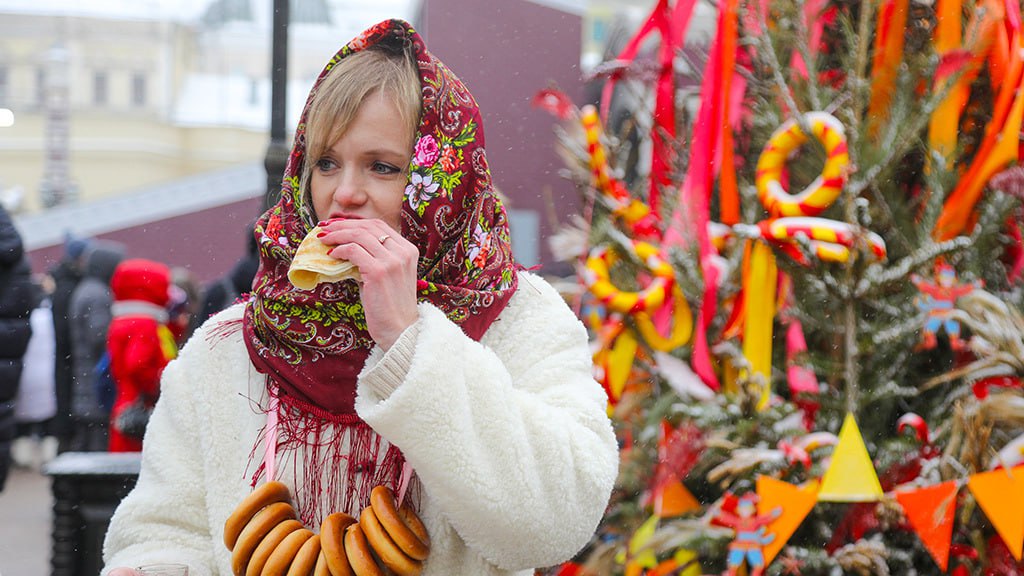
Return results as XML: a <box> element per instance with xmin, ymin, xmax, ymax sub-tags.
<box><xmin>315</xmin><ymin>158</ymin><xmax>335</xmax><ymax>171</ymax></box>
<box><xmin>373</xmin><ymin>162</ymin><xmax>400</xmax><ymax>175</ymax></box>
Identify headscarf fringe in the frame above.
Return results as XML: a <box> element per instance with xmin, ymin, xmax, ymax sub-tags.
<box><xmin>206</xmin><ymin>316</ymin><xmax>245</xmax><ymax>345</ymax></box>
<box><xmin>247</xmin><ymin>384</ymin><xmax>417</xmax><ymax>526</ymax></box>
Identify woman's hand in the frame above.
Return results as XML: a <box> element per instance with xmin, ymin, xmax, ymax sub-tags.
<box><xmin>317</xmin><ymin>218</ymin><xmax>419</xmax><ymax>350</ymax></box>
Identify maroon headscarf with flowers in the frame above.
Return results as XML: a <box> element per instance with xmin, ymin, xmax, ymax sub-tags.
<box><xmin>239</xmin><ymin>19</ymin><xmax>518</xmax><ymax>523</ymax></box>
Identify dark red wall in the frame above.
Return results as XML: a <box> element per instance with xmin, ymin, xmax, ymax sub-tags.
<box><xmin>28</xmin><ymin>197</ymin><xmax>264</xmax><ymax>285</ymax></box>
<box><xmin>417</xmin><ymin>0</ymin><xmax>584</xmax><ymax>274</ymax></box>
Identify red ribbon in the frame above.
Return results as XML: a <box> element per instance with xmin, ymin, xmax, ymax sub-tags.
<box><xmin>663</xmin><ymin>0</ymin><xmax>742</xmax><ymax>390</ymax></box>
<box><xmin>600</xmin><ymin>0</ymin><xmax>698</xmax><ymax>217</ymax></box>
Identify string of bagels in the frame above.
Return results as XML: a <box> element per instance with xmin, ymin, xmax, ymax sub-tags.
<box><xmin>224</xmin><ymin>481</ymin><xmax>429</xmax><ymax>576</ymax></box>
<box><xmin>224</xmin><ymin>244</ymin><xmax>430</xmax><ymax>576</ymax></box>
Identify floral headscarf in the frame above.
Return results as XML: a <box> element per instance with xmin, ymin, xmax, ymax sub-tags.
<box><xmin>239</xmin><ymin>19</ymin><xmax>518</xmax><ymax>522</ymax></box>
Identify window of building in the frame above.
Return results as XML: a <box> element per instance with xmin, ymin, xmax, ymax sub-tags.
<box><xmin>36</xmin><ymin>68</ymin><xmax>46</xmax><ymax>106</ymax></box>
<box><xmin>132</xmin><ymin>72</ymin><xmax>146</xmax><ymax>106</ymax></box>
<box><xmin>0</xmin><ymin>67</ymin><xmax>7</xmax><ymax>104</ymax></box>
<box><xmin>94</xmin><ymin>71</ymin><xmax>108</xmax><ymax>106</ymax></box>
<box><xmin>592</xmin><ymin>19</ymin><xmax>607</xmax><ymax>43</ymax></box>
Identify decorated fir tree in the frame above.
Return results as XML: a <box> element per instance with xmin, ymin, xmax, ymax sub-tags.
<box><xmin>535</xmin><ymin>0</ymin><xmax>1024</xmax><ymax>573</ymax></box>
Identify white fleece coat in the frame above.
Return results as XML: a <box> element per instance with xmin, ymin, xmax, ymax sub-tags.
<box><xmin>102</xmin><ymin>272</ymin><xmax>618</xmax><ymax>575</ymax></box>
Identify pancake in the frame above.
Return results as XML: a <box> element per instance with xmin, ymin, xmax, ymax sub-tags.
<box><xmin>288</xmin><ymin>226</ymin><xmax>362</xmax><ymax>290</ymax></box>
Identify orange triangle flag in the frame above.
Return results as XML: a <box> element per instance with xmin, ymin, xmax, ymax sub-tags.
<box><xmin>968</xmin><ymin>465</ymin><xmax>1024</xmax><ymax>561</ymax></box>
<box><xmin>817</xmin><ymin>413</ymin><xmax>884</xmax><ymax>502</ymax></box>
<box><xmin>895</xmin><ymin>481</ymin><xmax>960</xmax><ymax>571</ymax></box>
<box><xmin>654</xmin><ymin>474</ymin><xmax>701</xmax><ymax>518</ymax></box>
<box><xmin>757</xmin><ymin>476</ymin><xmax>819</xmax><ymax>566</ymax></box>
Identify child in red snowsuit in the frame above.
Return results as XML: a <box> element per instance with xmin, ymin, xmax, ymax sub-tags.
<box><xmin>106</xmin><ymin>259</ymin><xmax>177</xmax><ymax>452</ymax></box>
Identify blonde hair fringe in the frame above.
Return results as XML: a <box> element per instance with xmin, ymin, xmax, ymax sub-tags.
<box><xmin>300</xmin><ymin>46</ymin><xmax>421</xmax><ymax>203</ymax></box>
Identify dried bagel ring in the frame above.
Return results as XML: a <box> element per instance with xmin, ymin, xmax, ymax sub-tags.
<box><xmin>262</xmin><ymin>527</ymin><xmax>313</xmax><ymax>576</ymax></box>
<box><xmin>397</xmin><ymin>503</ymin><xmax>430</xmax><ymax>550</ymax></box>
<box><xmin>313</xmin><ymin>551</ymin><xmax>331</xmax><ymax>576</ymax></box>
<box><xmin>224</xmin><ymin>481</ymin><xmax>292</xmax><ymax>549</ymax></box>
<box><xmin>344</xmin><ymin>523</ymin><xmax>384</xmax><ymax>576</ymax></box>
<box><xmin>320</xmin><ymin>512</ymin><xmax>358</xmax><ymax>576</ymax></box>
<box><xmin>369</xmin><ymin>486</ymin><xmax>429</xmax><ymax>561</ymax></box>
<box><xmin>246</xmin><ymin>519</ymin><xmax>302</xmax><ymax>576</ymax></box>
<box><xmin>359</xmin><ymin>506</ymin><xmax>422</xmax><ymax>576</ymax></box>
<box><xmin>286</xmin><ymin>532</ymin><xmax>322</xmax><ymax>576</ymax></box>
<box><xmin>231</xmin><ymin>502</ymin><xmax>298</xmax><ymax>576</ymax></box>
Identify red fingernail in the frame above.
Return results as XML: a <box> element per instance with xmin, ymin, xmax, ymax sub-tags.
<box><xmin>316</xmin><ymin>232</ymin><xmax>326</xmax><ymax>238</ymax></box>
<box><xmin>326</xmin><ymin>248</ymin><xmax>333</xmax><ymax>255</ymax></box>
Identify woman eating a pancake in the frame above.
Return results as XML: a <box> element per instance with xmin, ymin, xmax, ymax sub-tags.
<box><xmin>102</xmin><ymin>19</ymin><xmax>617</xmax><ymax>576</ymax></box>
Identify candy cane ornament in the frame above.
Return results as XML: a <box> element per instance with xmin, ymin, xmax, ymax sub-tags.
<box><xmin>583</xmin><ymin>241</ymin><xmax>675</xmax><ymax>314</ymax></box>
<box><xmin>740</xmin><ymin>112</ymin><xmax>856</xmax><ymax>410</ymax></box>
<box><xmin>756</xmin><ymin>111</ymin><xmax>850</xmax><ymax>218</ymax></box>
<box><xmin>580</xmin><ymin>105</ymin><xmax>660</xmax><ymax>238</ymax></box>
<box><xmin>757</xmin><ymin>217</ymin><xmax>887</xmax><ymax>263</ymax></box>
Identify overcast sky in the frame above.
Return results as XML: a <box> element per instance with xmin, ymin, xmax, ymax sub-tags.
<box><xmin>0</xmin><ymin>0</ymin><xmax>417</xmax><ymax>24</ymax></box>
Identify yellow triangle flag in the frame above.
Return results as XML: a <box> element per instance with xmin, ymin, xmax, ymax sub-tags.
<box><xmin>618</xmin><ymin>514</ymin><xmax>660</xmax><ymax>572</ymax></box>
<box><xmin>817</xmin><ymin>413</ymin><xmax>884</xmax><ymax>502</ymax></box>
<box><xmin>968</xmin><ymin>465</ymin><xmax>1024</xmax><ymax>561</ymax></box>
<box><xmin>647</xmin><ymin>548</ymin><xmax>701</xmax><ymax>576</ymax></box>
<box><xmin>757</xmin><ymin>476</ymin><xmax>820</xmax><ymax>566</ymax></box>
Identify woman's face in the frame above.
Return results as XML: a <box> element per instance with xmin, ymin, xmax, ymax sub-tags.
<box><xmin>310</xmin><ymin>92</ymin><xmax>413</xmax><ymax>230</ymax></box>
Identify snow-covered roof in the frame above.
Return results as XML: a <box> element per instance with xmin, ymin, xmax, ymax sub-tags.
<box><xmin>525</xmin><ymin>0</ymin><xmax>586</xmax><ymax>16</ymax></box>
<box><xmin>13</xmin><ymin>162</ymin><xmax>264</xmax><ymax>250</ymax></box>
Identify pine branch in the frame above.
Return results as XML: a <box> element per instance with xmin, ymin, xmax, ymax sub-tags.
<box><xmin>792</xmin><ymin>3</ymin><xmax>823</xmax><ymax>111</ymax></box>
<box><xmin>871</xmin><ymin>315</ymin><xmax>922</xmax><ymax>346</ymax></box>
<box><xmin>913</xmin><ymin>151</ymin><xmax>953</xmax><ymax>244</ymax></box>
<box><xmin>751</xmin><ymin>11</ymin><xmax>804</xmax><ymax>118</ymax></box>
<box><xmin>855</xmin><ymin>236</ymin><xmax>973</xmax><ymax>297</ymax></box>
<box><xmin>850</xmin><ymin>0</ymin><xmax>877</xmax><ymax>143</ymax></box>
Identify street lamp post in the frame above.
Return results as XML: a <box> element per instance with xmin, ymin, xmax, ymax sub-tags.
<box><xmin>264</xmin><ymin>0</ymin><xmax>290</xmax><ymax>211</ymax></box>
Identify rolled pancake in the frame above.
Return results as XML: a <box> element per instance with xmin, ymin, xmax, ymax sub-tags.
<box><xmin>288</xmin><ymin>226</ymin><xmax>362</xmax><ymax>290</ymax></box>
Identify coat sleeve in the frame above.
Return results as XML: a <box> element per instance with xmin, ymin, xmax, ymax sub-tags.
<box><xmin>355</xmin><ymin>273</ymin><xmax>618</xmax><ymax>571</ymax></box>
<box><xmin>0</xmin><ymin>206</ymin><xmax>24</xmax><ymax>269</ymax></box>
<box><xmin>102</xmin><ymin>334</ymin><xmax>217</xmax><ymax>575</ymax></box>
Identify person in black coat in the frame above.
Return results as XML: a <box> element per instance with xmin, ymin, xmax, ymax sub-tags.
<box><xmin>67</xmin><ymin>240</ymin><xmax>124</xmax><ymax>452</ymax></box>
<box><xmin>199</xmin><ymin>220</ymin><xmax>258</xmax><ymax>321</ymax></box>
<box><xmin>0</xmin><ymin>206</ymin><xmax>36</xmax><ymax>490</ymax></box>
<box><xmin>48</xmin><ymin>235</ymin><xmax>90</xmax><ymax>454</ymax></box>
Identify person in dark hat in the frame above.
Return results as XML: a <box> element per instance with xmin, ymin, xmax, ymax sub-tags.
<box><xmin>67</xmin><ymin>239</ymin><xmax>124</xmax><ymax>452</ymax></box>
<box><xmin>0</xmin><ymin>205</ymin><xmax>35</xmax><ymax>490</ymax></box>
<box><xmin>47</xmin><ymin>233</ymin><xmax>92</xmax><ymax>453</ymax></box>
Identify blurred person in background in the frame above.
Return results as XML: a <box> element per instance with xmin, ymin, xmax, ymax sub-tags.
<box><xmin>48</xmin><ymin>233</ymin><xmax>91</xmax><ymax>454</ymax></box>
<box><xmin>107</xmin><ymin>259</ymin><xmax>177</xmax><ymax>452</ymax></box>
<box><xmin>12</xmin><ymin>277</ymin><xmax>58</xmax><ymax>469</ymax></box>
<box><xmin>0</xmin><ymin>205</ymin><xmax>35</xmax><ymax>490</ymax></box>
<box><xmin>169</xmin><ymin>266</ymin><xmax>202</xmax><ymax>347</ymax></box>
<box><xmin>68</xmin><ymin>239</ymin><xmax>125</xmax><ymax>452</ymax></box>
<box><xmin>199</xmin><ymin>220</ymin><xmax>259</xmax><ymax>322</ymax></box>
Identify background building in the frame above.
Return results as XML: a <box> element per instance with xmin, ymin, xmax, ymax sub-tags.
<box><xmin>2</xmin><ymin>0</ymin><xmax>714</xmax><ymax>281</ymax></box>
<box><xmin>2</xmin><ymin>0</ymin><xmax>415</xmax><ymax>280</ymax></box>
